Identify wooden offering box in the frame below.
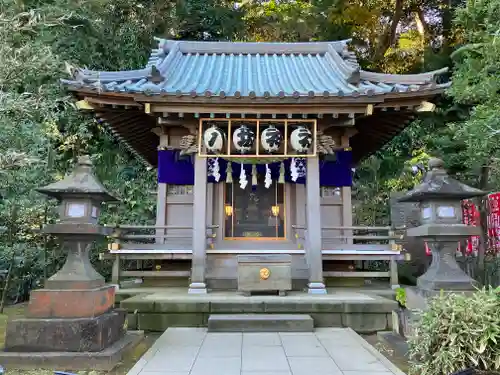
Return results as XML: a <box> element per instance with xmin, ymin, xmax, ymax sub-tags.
<box><xmin>237</xmin><ymin>255</ymin><xmax>292</xmax><ymax>296</ymax></box>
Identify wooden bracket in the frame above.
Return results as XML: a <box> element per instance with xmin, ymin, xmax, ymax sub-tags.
<box><xmin>365</xmin><ymin>104</ymin><xmax>374</xmax><ymax>115</ymax></box>
<box><xmin>75</xmin><ymin>99</ymin><xmax>94</xmax><ymax>110</ymax></box>
<box><xmin>108</xmin><ymin>243</ymin><xmax>121</xmax><ymax>251</ymax></box>
<box><xmin>416</xmin><ymin>101</ymin><xmax>436</xmax><ymax>112</ymax></box>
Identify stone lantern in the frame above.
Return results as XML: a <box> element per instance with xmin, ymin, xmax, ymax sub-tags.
<box><xmin>398</xmin><ymin>157</ymin><xmax>485</xmax><ymax>293</ymax></box>
<box><xmin>34</xmin><ymin>154</ymin><xmax>115</xmax><ymax>290</ymax></box>
<box><xmin>0</xmin><ymin>155</ymin><xmax>142</xmax><ymax>370</ymax></box>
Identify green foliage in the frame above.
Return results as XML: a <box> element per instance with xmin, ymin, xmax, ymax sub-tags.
<box><xmin>0</xmin><ymin>0</ymin><xmax>496</xmax><ymax>304</ymax></box>
<box><xmin>395</xmin><ymin>287</ymin><xmax>407</xmax><ymax>307</ymax></box>
<box><xmin>408</xmin><ymin>288</ymin><xmax>500</xmax><ymax>375</ymax></box>
<box><xmin>0</xmin><ymin>3</ymin><xmax>160</xmax><ymax>299</ymax></box>
<box><xmin>446</xmin><ymin>0</ymin><xmax>500</xmax><ymax>187</ymax></box>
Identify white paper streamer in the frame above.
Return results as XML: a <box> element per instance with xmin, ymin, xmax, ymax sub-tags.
<box><xmin>212</xmin><ymin>157</ymin><xmax>220</xmax><ymax>182</ymax></box>
<box><xmin>226</xmin><ymin>162</ymin><xmax>233</xmax><ymax>183</ymax></box>
<box><xmin>251</xmin><ymin>164</ymin><xmax>257</xmax><ymax>186</ymax></box>
<box><xmin>290</xmin><ymin>157</ymin><xmax>299</xmax><ymax>182</ymax></box>
<box><xmin>239</xmin><ymin>166</ymin><xmax>248</xmax><ymax>189</ymax></box>
<box><xmin>264</xmin><ymin>164</ymin><xmax>272</xmax><ymax>188</ymax></box>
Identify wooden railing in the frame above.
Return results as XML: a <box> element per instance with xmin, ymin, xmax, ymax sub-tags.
<box><xmin>102</xmin><ymin>223</ymin><xmax>404</xmax><ymax>287</ymax></box>
<box><xmin>292</xmin><ymin>224</ymin><xmax>405</xmax><ymax>287</ymax></box>
<box><xmin>291</xmin><ymin>225</ymin><xmax>404</xmax><ymax>250</ymax></box>
<box><xmin>106</xmin><ymin>224</ymin><xmax>219</xmax><ymax>251</ymax></box>
<box><xmin>102</xmin><ymin>224</ymin><xmax>219</xmax><ymax>284</ymax></box>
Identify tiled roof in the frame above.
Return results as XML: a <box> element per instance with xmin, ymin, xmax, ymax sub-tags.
<box><xmin>62</xmin><ymin>38</ymin><xmax>450</xmax><ymax>98</ymax></box>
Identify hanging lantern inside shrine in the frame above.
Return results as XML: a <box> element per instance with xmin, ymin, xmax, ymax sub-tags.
<box><xmin>290</xmin><ymin>126</ymin><xmax>312</xmax><ymax>153</ymax></box>
<box><xmin>203</xmin><ymin>126</ymin><xmax>226</xmax><ymax>152</ymax></box>
<box><xmin>261</xmin><ymin>126</ymin><xmax>282</xmax><ymax>153</ymax></box>
<box><xmin>233</xmin><ymin>125</ymin><xmax>255</xmax><ymax>153</ymax></box>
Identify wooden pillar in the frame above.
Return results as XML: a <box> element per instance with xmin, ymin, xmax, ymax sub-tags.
<box><xmin>111</xmin><ymin>256</ymin><xmax>120</xmax><ymax>284</ymax></box>
<box><xmin>189</xmin><ymin>155</ymin><xmax>208</xmax><ymax>294</ymax></box>
<box><xmin>306</xmin><ymin>156</ymin><xmax>327</xmax><ymax>294</ymax></box>
<box><xmin>111</xmin><ymin>228</ymin><xmax>122</xmax><ymax>285</ymax></box>
<box><xmin>342</xmin><ymin>187</ymin><xmax>353</xmax><ymax>244</ymax></box>
<box><xmin>155</xmin><ymin>184</ymin><xmax>168</xmax><ymax>244</ymax></box>
<box><xmin>154</xmin><ymin>129</ymin><xmax>169</xmax><ymax>244</ymax></box>
<box><xmin>390</xmin><ymin>258</ymin><xmax>400</xmax><ymax>289</ymax></box>
<box><xmin>341</xmin><ymin>131</ymin><xmax>354</xmax><ymax>244</ymax></box>
<box><xmin>389</xmin><ymin>229</ymin><xmax>400</xmax><ymax>289</ymax></box>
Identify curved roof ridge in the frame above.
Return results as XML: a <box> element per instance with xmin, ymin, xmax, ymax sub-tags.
<box><xmin>72</xmin><ymin>67</ymin><xmax>152</xmax><ymax>83</ymax></box>
<box><xmin>360</xmin><ymin>67</ymin><xmax>449</xmax><ymax>85</ymax></box>
<box><xmin>325</xmin><ymin>44</ymin><xmax>360</xmax><ymax>84</ymax></box>
<box><xmin>154</xmin><ymin>38</ymin><xmax>354</xmax><ymax>56</ymax></box>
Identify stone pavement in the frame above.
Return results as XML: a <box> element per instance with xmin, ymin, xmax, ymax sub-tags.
<box><xmin>127</xmin><ymin>327</ymin><xmax>406</xmax><ymax>375</ymax></box>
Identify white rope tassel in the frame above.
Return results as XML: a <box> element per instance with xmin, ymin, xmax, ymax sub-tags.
<box><xmin>291</xmin><ymin>157</ymin><xmax>299</xmax><ymax>182</ymax></box>
<box><xmin>264</xmin><ymin>164</ymin><xmax>272</xmax><ymax>188</ymax></box>
<box><xmin>239</xmin><ymin>165</ymin><xmax>248</xmax><ymax>189</ymax></box>
<box><xmin>212</xmin><ymin>157</ymin><xmax>220</xmax><ymax>182</ymax></box>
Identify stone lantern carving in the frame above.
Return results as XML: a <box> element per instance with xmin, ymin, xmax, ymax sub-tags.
<box><xmin>398</xmin><ymin>158</ymin><xmax>485</xmax><ymax>293</ymax></box>
<box><xmin>0</xmin><ymin>155</ymin><xmax>142</xmax><ymax>370</ymax></box>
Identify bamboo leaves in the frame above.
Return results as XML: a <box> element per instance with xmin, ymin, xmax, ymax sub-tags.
<box><xmin>408</xmin><ymin>288</ymin><xmax>500</xmax><ymax>375</ymax></box>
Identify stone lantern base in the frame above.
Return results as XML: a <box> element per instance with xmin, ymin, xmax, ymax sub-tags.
<box><xmin>0</xmin><ymin>287</ymin><xmax>144</xmax><ymax>370</ymax></box>
<box><xmin>417</xmin><ymin>240</ymin><xmax>478</xmax><ymax>293</ymax></box>
<box><xmin>0</xmin><ymin>245</ymin><xmax>144</xmax><ymax>370</ymax></box>
<box><xmin>27</xmin><ymin>285</ymin><xmax>116</xmax><ymax>319</ymax></box>
<box><xmin>0</xmin><ymin>331</ymin><xmax>143</xmax><ymax>370</ymax></box>
<box><xmin>405</xmin><ymin>240</ymin><xmax>478</xmax><ymax>311</ymax></box>
<box><xmin>4</xmin><ymin>308</ymin><xmax>127</xmax><ymax>353</ymax></box>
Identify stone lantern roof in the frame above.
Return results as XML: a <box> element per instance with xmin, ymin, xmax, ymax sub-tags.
<box><xmin>36</xmin><ymin>155</ymin><xmax>117</xmax><ymax>202</ymax></box>
<box><xmin>398</xmin><ymin>158</ymin><xmax>486</xmax><ymax>202</ymax></box>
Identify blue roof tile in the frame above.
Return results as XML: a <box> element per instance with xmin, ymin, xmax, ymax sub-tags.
<box><xmin>62</xmin><ymin>39</ymin><xmax>450</xmax><ymax>98</ymax></box>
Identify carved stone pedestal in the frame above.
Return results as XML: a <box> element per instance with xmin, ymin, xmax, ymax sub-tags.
<box><xmin>27</xmin><ymin>285</ymin><xmax>116</xmax><ymax>319</ymax></box>
<box><xmin>417</xmin><ymin>241</ymin><xmax>477</xmax><ymax>292</ymax></box>
<box><xmin>5</xmin><ymin>309</ymin><xmax>127</xmax><ymax>352</ymax></box>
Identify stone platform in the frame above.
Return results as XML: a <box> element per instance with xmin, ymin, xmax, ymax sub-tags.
<box><xmin>119</xmin><ymin>288</ymin><xmax>397</xmax><ymax>333</ymax></box>
<box><xmin>126</xmin><ymin>327</ymin><xmax>406</xmax><ymax>375</ymax></box>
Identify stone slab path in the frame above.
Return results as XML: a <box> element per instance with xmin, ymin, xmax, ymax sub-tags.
<box><xmin>127</xmin><ymin>327</ymin><xmax>406</xmax><ymax>375</ymax></box>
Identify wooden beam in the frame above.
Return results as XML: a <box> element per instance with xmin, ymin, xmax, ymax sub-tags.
<box><xmin>122</xmin><ymin>270</ymin><xmax>190</xmax><ymax>277</ymax></box>
<box><xmin>150</xmin><ymin>103</ymin><xmax>373</xmax><ymax>115</ymax></box>
<box><xmin>84</xmin><ymin>96</ymin><xmax>141</xmax><ymax>107</ymax></box>
<box><xmin>323</xmin><ymin>271</ymin><xmax>390</xmax><ymax>278</ymax></box>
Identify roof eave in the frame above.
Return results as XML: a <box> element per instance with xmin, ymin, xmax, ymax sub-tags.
<box><xmin>63</xmin><ymin>84</ymin><xmax>448</xmax><ymax>105</ymax></box>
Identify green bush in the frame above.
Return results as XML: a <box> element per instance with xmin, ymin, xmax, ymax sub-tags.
<box><xmin>408</xmin><ymin>288</ymin><xmax>500</xmax><ymax>375</ymax></box>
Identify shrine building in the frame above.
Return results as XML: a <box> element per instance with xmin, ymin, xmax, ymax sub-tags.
<box><xmin>62</xmin><ymin>39</ymin><xmax>449</xmax><ymax>295</ymax></box>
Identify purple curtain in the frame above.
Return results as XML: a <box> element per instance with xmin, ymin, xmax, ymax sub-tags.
<box><xmin>157</xmin><ymin>150</ymin><xmax>352</xmax><ymax>186</ymax></box>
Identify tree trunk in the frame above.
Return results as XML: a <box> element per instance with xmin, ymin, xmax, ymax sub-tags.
<box><xmin>0</xmin><ymin>205</ymin><xmax>18</xmax><ymax>314</ymax></box>
<box><xmin>413</xmin><ymin>9</ymin><xmax>429</xmax><ymax>71</ymax></box>
<box><xmin>374</xmin><ymin>0</ymin><xmax>404</xmax><ymax>62</ymax></box>
<box><xmin>441</xmin><ymin>0</ymin><xmax>453</xmax><ymax>52</ymax></box>
<box><xmin>0</xmin><ymin>262</ymin><xmax>14</xmax><ymax>314</ymax></box>
<box><xmin>415</xmin><ymin>8</ymin><xmax>431</xmax><ymax>44</ymax></box>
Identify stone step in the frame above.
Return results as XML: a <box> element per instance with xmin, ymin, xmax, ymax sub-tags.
<box><xmin>207</xmin><ymin>314</ymin><xmax>314</xmax><ymax>332</ymax></box>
